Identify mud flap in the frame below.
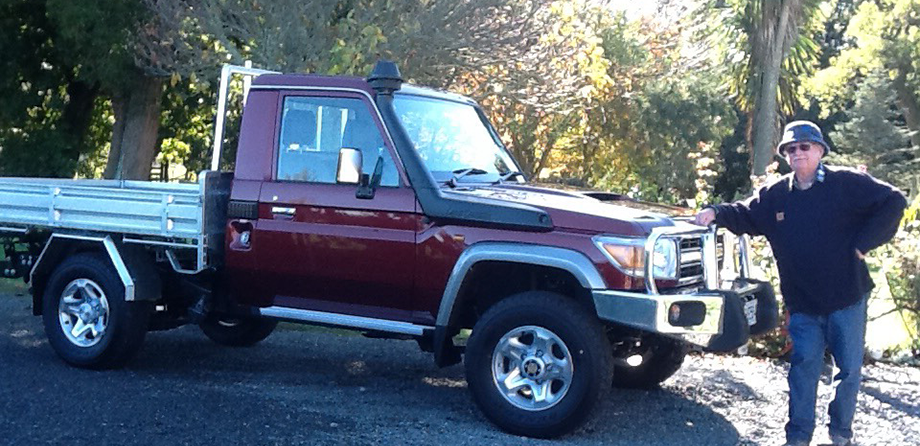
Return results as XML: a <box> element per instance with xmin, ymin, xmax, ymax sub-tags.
<box><xmin>433</xmin><ymin>325</ymin><xmax>462</xmax><ymax>367</ymax></box>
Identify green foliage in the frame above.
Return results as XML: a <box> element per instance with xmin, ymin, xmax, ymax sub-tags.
<box><xmin>804</xmin><ymin>0</ymin><xmax>920</xmax><ymax>193</ymax></box>
<box><xmin>0</xmin><ymin>128</ymin><xmax>80</xmax><ymax>177</ymax></box>
<box><xmin>0</xmin><ymin>1</ymin><xmax>76</xmax><ymax>177</ymax></box>
<box><xmin>817</xmin><ymin>0</ymin><xmax>859</xmax><ymax>67</ymax></box>
<box><xmin>556</xmin><ymin>12</ymin><xmax>738</xmax><ymax>203</ymax></box>
<box><xmin>826</xmin><ymin>69</ymin><xmax>919</xmax><ymax>189</ymax></box>
<box><xmin>0</xmin><ymin>0</ymin><xmax>147</xmax><ymax>178</ymax></box>
<box><xmin>45</xmin><ymin>0</ymin><xmax>143</xmax><ymax>89</ymax></box>
<box><xmin>158</xmin><ymin>79</ymin><xmax>218</xmax><ymax>179</ymax></box>
<box><xmin>877</xmin><ymin>194</ymin><xmax>920</xmax><ymax>355</ymax></box>
<box><xmin>75</xmin><ymin>97</ymin><xmax>115</xmax><ymax>179</ymax></box>
<box><xmin>694</xmin><ymin>0</ymin><xmax>824</xmax><ymax>116</ymax></box>
<box><xmin>591</xmin><ymin>74</ymin><xmax>736</xmax><ymax>203</ymax></box>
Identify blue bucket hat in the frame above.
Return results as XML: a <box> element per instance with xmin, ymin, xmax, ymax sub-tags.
<box><xmin>777</xmin><ymin>120</ymin><xmax>829</xmax><ymax>156</ymax></box>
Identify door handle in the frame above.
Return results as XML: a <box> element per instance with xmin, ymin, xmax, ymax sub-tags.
<box><xmin>271</xmin><ymin>206</ymin><xmax>296</xmax><ymax>217</ymax></box>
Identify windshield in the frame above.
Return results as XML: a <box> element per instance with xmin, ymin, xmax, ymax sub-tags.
<box><xmin>392</xmin><ymin>94</ymin><xmax>520</xmax><ymax>183</ymax></box>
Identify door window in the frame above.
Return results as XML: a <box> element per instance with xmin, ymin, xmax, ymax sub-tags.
<box><xmin>277</xmin><ymin>96</ymin><xmax>399</xmax><ymax>186</ymax></box>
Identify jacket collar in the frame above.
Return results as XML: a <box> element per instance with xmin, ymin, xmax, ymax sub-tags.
<box><xmin>788</xmin><ymin>162</ymin><xmax>826</xmax><ymax>191</ymax></box>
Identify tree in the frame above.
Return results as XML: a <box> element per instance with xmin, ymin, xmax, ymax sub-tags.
<box><xmin>0</xmin><ymin>0</ymin><xmax>102</xmax><ymax>177</ymax></box>
<box><xmin>696</xmin><ymin>0</ymin><xmax>823</xmax><ymax>177</ymax></box>
<box><xmin>0</xmin><ymin>0</ymin><xmax>168</xmax><ymax>180</ymax></box>
<box><xmin>804</xmin><ymin>0</ymin><xmax>920</xmax><ymax>191</ymax></box>
<box><xmin>48</xmin><ymin>0</ymin><xmax>166</xmax><ymax>181</ymax></box>
<box><xmin>139</xmin><ymin>0</ymin><xmax>608</xmax><ymax>180</ymax></box>
<box><xmin>467</xmin><ymin>0</ymin><xmax>612</xmax><ymax>179</ymax></box>
<box><xmin>827</xmin><ymin>69</ymin><xmax>917</xmax><ymax>187</ymax></box>
<box><xmin>535</xmin><ymin>8</ymin><xmax>738</xmax><ymax>203</ymax></box>
<box><xmin>138</xmin><ymin>0</ymin><xmax>547</xmax><ymax>81</ymax></box>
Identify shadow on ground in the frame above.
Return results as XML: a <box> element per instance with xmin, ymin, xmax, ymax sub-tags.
<box><xmin>1</xmin><ymin>292</ymin><xmax>742</xmax><ymax>446</ymax></box>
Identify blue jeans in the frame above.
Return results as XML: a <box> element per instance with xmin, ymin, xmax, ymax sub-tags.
<box><xmin>785</xmin><ymin>295</ymin><xmax>868</xmax><ymax>443</ymax></box>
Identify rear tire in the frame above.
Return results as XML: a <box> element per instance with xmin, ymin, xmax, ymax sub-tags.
<box><xmin>465</xmin><ymin>291</ymin><xmax>611</xmax><ymax>438</ymax></box>
<box><xmin>42</xmin><ymin>253</ymin><xmax>152</xmax><ymax>369</ymax></box>
<box><xmin>611</xmin><ymin>334</ymin><xmax>689</xmax><ymax>389</ymax></box>
<box><xmin>199</xmin><ymin>315</ymin><xmax>277</xmax><ymax>347</ymax></box>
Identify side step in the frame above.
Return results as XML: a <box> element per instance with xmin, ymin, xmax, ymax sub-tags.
<box><xmin>258</xmin><ymin>306</ymin><xmax>433</xmax><ymax>337</ymax></box>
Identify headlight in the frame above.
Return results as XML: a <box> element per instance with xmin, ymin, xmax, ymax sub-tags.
<box><xmin>652</xmin><ymin>237</ymin><xmax>678</xmax><ymax>280</ymax></box>
<box><xmin>594</xmin><ymin>236</ymin><xmax>678</xmax><ymax>280</ymax></box>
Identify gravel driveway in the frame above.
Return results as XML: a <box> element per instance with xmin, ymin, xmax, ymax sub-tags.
<box><xmin>1</xmin><ymin>291</ymin><xmax>917</xmax><ymax>446</ymax></box>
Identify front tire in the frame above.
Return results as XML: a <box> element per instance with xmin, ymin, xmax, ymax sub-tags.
<box><xmin>199</xmin><ymin>315</ymin><xmax>277</xmax><ymax>347</ymax></box>
<box><xmin>42</xmin><ymin>253</ymin><xmax>152</xmax><ymax>369</ymax></box>
<box><xmin>465</xmin><ymin>291</ymin><xmax>611</xmax><ymax>438</ymax></box>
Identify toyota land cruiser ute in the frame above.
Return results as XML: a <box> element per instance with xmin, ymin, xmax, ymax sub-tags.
<box><xmin>0</xmin><ymin>61</ymin><xmax>778</xmax><ymax>438</ymax></box>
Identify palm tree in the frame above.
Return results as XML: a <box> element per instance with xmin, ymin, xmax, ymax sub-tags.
<box><xmin>697</xmin><ymin>0</ymin><xmax>823</xmax><ymax>176</ymax></box>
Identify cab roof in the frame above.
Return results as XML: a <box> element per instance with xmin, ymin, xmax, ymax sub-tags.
<box><xmin>251</xmin><ymin>73</ymin><xmax>474</xmax><ymax>104</ymax></box>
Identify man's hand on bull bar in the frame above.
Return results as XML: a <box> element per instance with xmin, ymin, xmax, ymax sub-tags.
<box><xmin>694</xmin><ymin>208</ymin><xmax>716</xmax><ymax>226</ymax></box>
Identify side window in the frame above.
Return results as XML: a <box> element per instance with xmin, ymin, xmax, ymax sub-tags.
<box><xmin>277</xmin><ymin>96</ymin><xmax>399</xmax><ymax>186</ymax></box>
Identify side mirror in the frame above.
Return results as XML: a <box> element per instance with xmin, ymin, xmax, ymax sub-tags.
<box><xmin>356</xmin><ymin>151</ymin><xmax>385</xmax><ymax>200</ymax></box>
<box><xmin>336</xmin><ymin>148</ymin><xmax>363</xmax><ymax>184</ymax></box>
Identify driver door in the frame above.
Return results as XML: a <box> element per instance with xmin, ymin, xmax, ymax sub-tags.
<box><xmin>251</xmin><ymin>92</ymin><xmax>420</xmax><ymax>322</ymax></box>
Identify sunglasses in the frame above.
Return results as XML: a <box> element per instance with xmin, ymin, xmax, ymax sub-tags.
<box><xmin>784</xmin><ymin>143</ymin><xmax>813</xmax><ymax>155</ymax></box>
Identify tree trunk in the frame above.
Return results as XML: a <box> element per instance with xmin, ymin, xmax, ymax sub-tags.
<box><xmin>745</xmin><ymin>109</ymin><xmax>754</xmax><ymax>170</ymax></box>
<box><xmin>750</xmin><ymin>2</ymin><xmax>792</xmax><ymax>176</ymax></box>
<box><xmin>103</xmin><ymin>92</ymin><xmax>127</xmax><ymax>179</ymax></box>
<box><xmin>534</xmin><ymin>119</ymin><xmax>566</xmax><ymax>180</ymax></box>
<box><xmin>892</xmin><ymin>68</ymin><xmax>920</xmax><ymax>150</ymax></box>
<box><xmin>103</xmin><ymin>72</ymin><xmax>163</xmax><ymax>180</ymax></box>
<box><xmin>60</xmin><ymin>80</ymin><xmax>100</xmax><ymax>162</ymax></box>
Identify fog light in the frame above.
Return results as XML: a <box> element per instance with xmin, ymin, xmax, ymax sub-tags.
<box><xmin>626</xmin><ymin>354</ymin><xmax>643</xmax><ymax>367</ymax></box>
<box><xmin>668</xmin><ymin>301</ymin><xmax>707</xmax><ymax>327</ymax></box>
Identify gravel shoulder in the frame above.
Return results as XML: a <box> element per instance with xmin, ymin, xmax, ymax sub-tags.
<box><xmin>0</xmin><ymin>291</ymin><xmax>917</xmax><ymax>446</ymax></box>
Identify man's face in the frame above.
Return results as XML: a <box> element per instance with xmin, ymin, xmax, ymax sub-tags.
<box><xmin>784</xmin><ymin>141</ymin><xmax>822</xmax><ymax>175</ymax></box>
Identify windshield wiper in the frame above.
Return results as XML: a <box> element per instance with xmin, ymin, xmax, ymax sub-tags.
<box><xmin>493</xmin><ymin>171</ymin><xmax>525</xmax><ymax>184</ymax></box>
<box><xmin>447</xmin><ymin>167</ymin><xmax>488</xmax><ymax>188</ymax></box>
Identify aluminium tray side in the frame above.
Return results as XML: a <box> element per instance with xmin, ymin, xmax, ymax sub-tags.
<box><xmin>0</xmin><ymin>177</ymin><xmax>206</xmax><ymax>241</ymax></box>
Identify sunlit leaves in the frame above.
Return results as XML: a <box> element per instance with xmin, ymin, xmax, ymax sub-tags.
<box><xmin>804</xmin><ymin>0</ymin><xmax>920</xmax><ymax>191</ymax></box>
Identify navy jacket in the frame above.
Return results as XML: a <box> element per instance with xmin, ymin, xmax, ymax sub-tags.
<box><xmin>712</xmin><ymin>166</ymin><xmax>907</xmax><ymax>315</ymax></box>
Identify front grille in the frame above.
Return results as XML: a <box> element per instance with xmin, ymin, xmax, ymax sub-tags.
<box><xmin>677</xmin><ymin>234</ymin><xmax>723</xmax><ymax>286</ymax></box>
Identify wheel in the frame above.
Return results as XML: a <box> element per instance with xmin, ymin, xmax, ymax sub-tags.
<box><xmin>199</xmin><ymin>315</ymin><xmax>277</xmax><ymax>347</ymax></box>
<box><xmin>42</xmin><ymin>253</ymin><xmax>152</xmax><ymax>369</ymax></box>
<box><xmin>464</xmin><ymin>291</ymin><xmax>612</xmax><ymax>438</ymax></box>
<box><xmin>610</xmin><ymin>334</ymin><xmax>689</xmax><ymax>389</ymax></box>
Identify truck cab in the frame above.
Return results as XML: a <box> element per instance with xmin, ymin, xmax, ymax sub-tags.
<box><xmin>210</xmin><ymin>62</ymin><xmax>779</xmax><ymax>437</ymax></box>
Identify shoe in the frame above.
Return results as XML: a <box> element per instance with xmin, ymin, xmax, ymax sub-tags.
<box><xmin>816</xmin><ymin>435</ymin><xmax>853</xmax><ymax>446</ymax></box>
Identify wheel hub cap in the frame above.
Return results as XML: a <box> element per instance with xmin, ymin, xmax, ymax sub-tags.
<box><xmin>491</xmin><ymin>325</ymin><xmax>574</xmax><ymax>411</ymax></box>
<box><xmin>521</xmin><ymin>357</ymin><xmax>546</xmax><ymax>379</ymax></box>
<box><xmin>58</xmin><ymin>278</ymin><xmax>110</xmax><ymax>348</ymax></box>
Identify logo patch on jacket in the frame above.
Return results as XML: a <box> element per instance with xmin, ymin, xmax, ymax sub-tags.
<box><xmin>776</xmin><ymin>212</ymin><xmax>785</xmax><ymax>222</ymax></box>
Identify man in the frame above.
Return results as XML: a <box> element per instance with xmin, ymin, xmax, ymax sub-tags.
<box><xmin>694</xmin><ymin>121</ymin><xmax>907</xmax><ymax>446</ymax></box>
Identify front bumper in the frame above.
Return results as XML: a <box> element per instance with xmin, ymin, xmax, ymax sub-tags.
<box><xmin>592</xmin><ymin>279</ymin><xmax>778</xmax><ymax>352</ymax></box>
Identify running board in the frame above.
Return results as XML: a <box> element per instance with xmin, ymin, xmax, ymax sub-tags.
<box><xmin>258</xmin><ymin>306</ymin><xmax>432</xmax><ymax>337</ymax></box>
